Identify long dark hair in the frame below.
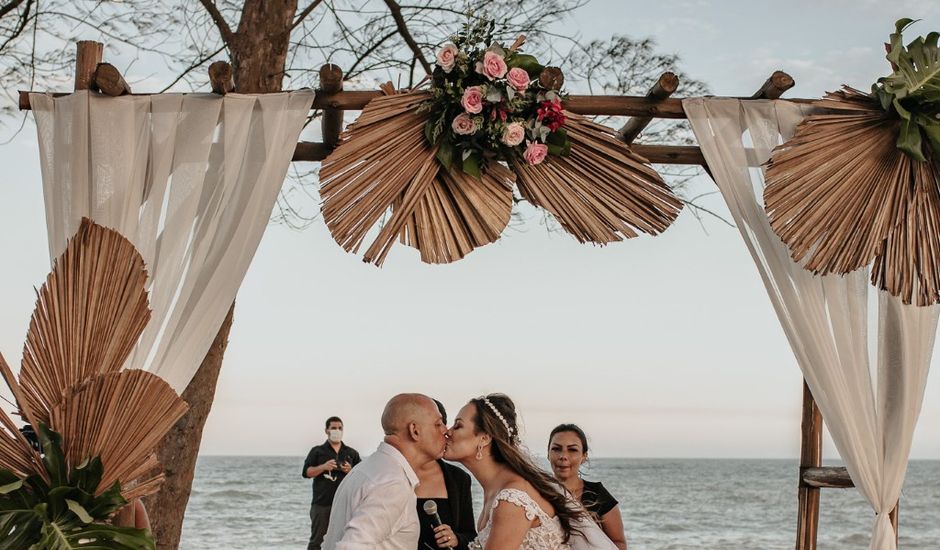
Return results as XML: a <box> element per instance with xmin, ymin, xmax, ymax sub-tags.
<box><xmin>470</xmin><ymin>394</ymin><xmax>587</xmax><ymax>541</ymax></box>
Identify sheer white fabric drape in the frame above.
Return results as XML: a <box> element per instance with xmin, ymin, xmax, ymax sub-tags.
<box><xmin>30</xmin><ymin>90</ymin><xmax>315</xmax><ymax>393</ymax></box>
<box><xmin>684</xmin><ymin>98</ymin><xmax>939</xmax><ymax>550</ymax></box>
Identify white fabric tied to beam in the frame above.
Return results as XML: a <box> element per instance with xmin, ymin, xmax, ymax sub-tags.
<box><xmin>30</xmin><ymin>89</ymin><xmax>315</xmax><ymax>393</ymax></box>
<box><xmin>684</xmin><ymin>98</ymin><xmax>939</xmax><ymax>550</ymax></box>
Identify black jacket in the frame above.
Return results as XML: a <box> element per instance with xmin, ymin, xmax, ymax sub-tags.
<box><xmin>439</xmin><ymin>460</ymin><xmax>477</xmax><ymax>550</ymax></box>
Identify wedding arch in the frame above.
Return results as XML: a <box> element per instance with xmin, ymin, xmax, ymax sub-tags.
<box><xmin>6</xmin><ymin>29</ymin><xmax>939</xmax><ymax>550</ymax></box>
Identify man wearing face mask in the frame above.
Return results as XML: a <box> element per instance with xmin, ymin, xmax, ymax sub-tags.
<box><xmin>303</xmin><ymin>416</ymin><xmax>361</xmax><ymax>550</ymax></box>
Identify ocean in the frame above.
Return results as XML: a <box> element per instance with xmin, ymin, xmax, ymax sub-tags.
<box><xmin>179</xmin><ymin>457</ymin><xmax>940</xmax><ymax>549</ymax></box>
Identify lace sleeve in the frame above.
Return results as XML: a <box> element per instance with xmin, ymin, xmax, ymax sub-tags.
<box><xmin>493</xmin><ymin>488</ymin><xmax>544</xmax><ymax>522</ymax></box>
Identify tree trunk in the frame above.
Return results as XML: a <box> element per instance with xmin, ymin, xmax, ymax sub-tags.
<box><xmin>143</xmin><ymin>2</ymin><xmax>298</xmax><ymax>548</ymax></box>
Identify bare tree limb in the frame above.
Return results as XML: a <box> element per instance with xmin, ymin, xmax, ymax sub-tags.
<box><xmin>0</xmin><ymin>0</ymin><xmax>25</xmax><ymax>19</ymax></box>
<box><xmin>197</xmin><ymin>0</ymin><xmax>235</xmax><ymax>46</ymax></box>
<box><xmin>382</xmin><ymin>0</ymin><xmax>432</xmax><ymax>75</ymax></box>
<box><xmin>0</xmin><ymin>0</ymin><xmax>31</xmax><ymax>52</ymax></box>
<box><xmin>159</xmin><ymin>44</ymin><xmax>226</xmax><ymax>92</ymax></box>
<box><xmin>291</xmin><ymin>0</ymin><xmax>324</xmax><ymax>31</ymax></box>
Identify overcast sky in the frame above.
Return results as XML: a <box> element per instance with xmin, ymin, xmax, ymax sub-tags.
<box><xmin>1</xmin><ymin>1</ymin><xmax>939</xmax><ymax>458</ymax></box>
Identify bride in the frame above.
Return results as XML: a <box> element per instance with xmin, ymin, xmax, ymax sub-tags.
<box><xmin>444</xmin><ymin>394</ymin><xmax>617</xmax><ymax>550</ymax></box>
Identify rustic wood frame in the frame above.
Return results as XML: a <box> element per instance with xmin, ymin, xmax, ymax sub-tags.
<box><xmin>17</xmin><ymin>40</ymin><xmax>902</xmax><ymax>550</ymax></box>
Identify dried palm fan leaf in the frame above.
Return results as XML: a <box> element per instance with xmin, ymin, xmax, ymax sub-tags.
<box><xmin>872</xmin><ymin>152</ymin><xmax>940</xmax><ymax>304</ymax></box>
<box><xmin>0</xmin><ymin>353</ymin><xmax>43</xmax><ymax>478</ymax></box>
<box><xmin>764</xmin><ymin>88</ymin><xmax>907</xmax><ymax>271</ymax></box>
<box><xmin>765</xmin><ymin>20</ymin><xmax>940</xmax><ymax>305</ymax></box>
<box><xmin>17</xmin><ymin>218</ymin><xmax>151</xmax><ymax>425</ymax></box>
<box><xmin>398</xmin><ymin>162</ymin><xmax>515</xmax><ymax>264</ymax></box>
<box><xmin>513</xmin><ymin>112</ymin><xmax>682</xmax><ymax>243</ymax></box>
<box><xmin>48</xmin><ymin>369</ymin><xmax>188</xmax><ymax>500</ymax></box>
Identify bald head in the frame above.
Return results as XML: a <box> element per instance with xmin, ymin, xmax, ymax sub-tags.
<box><xmin>381</xmin><ymin>393</ymin><xmax>438</xmax><ymax>436</ymax></box>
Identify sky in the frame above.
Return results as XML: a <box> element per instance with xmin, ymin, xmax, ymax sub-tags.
<box><xmin>1</xmin><ymin>1</ymin><xmax>940</xmax><ymax>459</ymax></box>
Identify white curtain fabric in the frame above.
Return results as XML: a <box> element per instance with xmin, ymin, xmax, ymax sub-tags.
<box><xmin>30</xmin><ymin>90</ymin><xmax>315</xmax><ymax>393</ymax></box>
<box><xmin>684</xmin><ymin>98</ymin><xmax>939</xmax><ymax>550</ymax></box>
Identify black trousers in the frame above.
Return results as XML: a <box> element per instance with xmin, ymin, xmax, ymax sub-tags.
<box><xmin>308</xmin><ymin>504</ymin><xmax>331</xmax><ymax>550</ymax></box>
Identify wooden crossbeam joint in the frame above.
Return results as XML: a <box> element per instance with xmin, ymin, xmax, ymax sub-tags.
<box><xmin>619</xmin><ymin>72</ymin><xmax>679</xmax><ymax>144</ymax></box>
<box><xmin>209</xmin><ymin>61</ymin><xmax>235</xmax><ymax>95</ymax></box>
<box><xmin>753</xmin><ymin>70</ymin><xmax>795</xmax><ymax>100</ymax></box>
<box><xmin>74</xmin><ymin>41</ymin><xmax>104</xmax><ymax>92</ymax></box>
<box><xmin>319</xmin><ymin>64</ymin><xmax>344</xmax><ymax>148</ymax></box>
<box><xmin>91</xmin><ymin>63</ymin><xmax>131</xmax><ymax>97</ymax></box>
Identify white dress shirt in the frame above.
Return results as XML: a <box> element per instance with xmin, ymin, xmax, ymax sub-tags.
<box><xmin>321</xmin><ymin>441</ymin><xmax>420</xmax><ymax>550</ymax></box>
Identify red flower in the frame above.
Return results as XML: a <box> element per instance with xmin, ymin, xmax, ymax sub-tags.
<box><xmin>537</xmin><ymin>98</ymin><xmax>566</xmax><ymax>131</ymax></box>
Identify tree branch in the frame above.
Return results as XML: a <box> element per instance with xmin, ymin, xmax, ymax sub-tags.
<box><xmin>0</xmin><ymin>0</ymin><xmax>32</xmax><ymax>52</ymax></box>
<box><xmin>197</xmin><ymin>0</ymin><xmax>235</xmax><ymax>46</ymax></box>
<box><xmin>291</xmin><ymin>0</ymin><xmax>323</xmax><ymax>31</ymax></box>
<box><xmin>159</xmin><ymin>44</ymin><xmax>226</xmax><ymax>92</ymax></box>
<box><xmin>0</xmin><ymin>0</ymin><xmax>24</xmax><ymax>19</ymax></box>
<box><xmin>382</xmin><ymin>0</ymin><xmax>431</xmax><ymax>75</ymax></box>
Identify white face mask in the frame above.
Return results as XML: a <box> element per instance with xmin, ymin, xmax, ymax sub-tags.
<box><xmin>328</xmin><ymin>429</ymin><xmax>343</xmax><ymax>443</ymax></box>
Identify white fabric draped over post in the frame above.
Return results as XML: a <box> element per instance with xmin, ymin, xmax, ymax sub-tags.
<box><xmin>30</xmin><ymin>89</ymin><xmax>315</xmax><ymax>393</ymax></box>
<box><xmin>684</xmin><ymin>98</ymin><xmax>939</xmax><ymax>550</ymax></box>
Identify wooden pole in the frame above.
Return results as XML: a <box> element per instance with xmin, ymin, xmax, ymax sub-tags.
<box><xmin>796</xmin><ymin>381</ymin><xmax>823</xmax><ymax>550</ymax></box>
<box><xmin>752</xmin><ymin>70</ymin><xmax>795</xmax><ymax>100</ymax></box>
<box><xmin>619</xmin><ymin>72</ymin><xmax>679</xmax><ymax>144</ymax></box>
<box><xmin>91</xmin><ymin>63</ymin><xmax>131</xmax><ymax>96</ymax></box>
<box><xmin>208</xmin><ymin>61</ymin><xmax>235</xmax><ymax>95</ymax></box>
<box><xmin>74</xmin><ymin>41</ymin><xmax>104</xmax><ymax>91</ymax></box>
<box><xmin>319</xmin><ymin>64</ymin><xmax>344</xmax><ymax>147</ymax></box>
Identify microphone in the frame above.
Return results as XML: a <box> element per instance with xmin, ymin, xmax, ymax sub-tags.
<box><xmin>422</xmin><ymin>500</ymin><xmax>452</xmax><ymax>548</ymax></box>
<box><xmin>422</xmin><ymin>500</ymin><xmax>443</xmax><ymax>529</ymax></box>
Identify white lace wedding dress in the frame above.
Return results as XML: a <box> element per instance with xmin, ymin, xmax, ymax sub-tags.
<box><xmin>469</xmin><ymin>488</ymin><xmax>571</xmax><ymax>550</ymax></box>
<box><xmin>469</xmin><ymin>488</ymin><xmax>619</xmax><ymax>550</ymax></box>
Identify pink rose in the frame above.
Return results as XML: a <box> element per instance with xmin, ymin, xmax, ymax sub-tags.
<box><xmin>482</xmin><ymin>51</ymin><xmax>508</xmax><ymax>80</ymax></box>
<box><xmin>523</xmin><ymin>141</ymin><xmax>549</xmax><ymax>165</ymax></box>
<box><xmin>436</xmin><ymin>43</ymin><xmax>459</xmax><ymax>73</ymax></box>
<box><xmin>461</xmin><ymin>86</ymin><xmax>484</xmax><ymax>114</ymax></box>
<box><xmin>452</xmin><ymin>113</ymin><xmax>477</xmax><ymax>135</ymax></box>
<box><xmin>501</xmin><ymin>122</ymin><xmax>525</xmax><ymax>146</ymax></box>
<box><xmin>506</xmin><ymin>67</ymin><xmax>530</xmax><ymax>91</ymax></box>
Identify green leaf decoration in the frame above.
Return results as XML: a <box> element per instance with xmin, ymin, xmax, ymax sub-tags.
<box><xmin>462</xmin><ymin>153</ymin><xmax>482</xmax><ymax>179</ymax></box>
<box><xmin>898</xmin><ymin>115</ymin><xmax>926</xmax><ymax>161</ymax></box>
<box><xmin>436</xmin><ymin>139</ymin><xmax>454</xmax><ymax>170</ymax></box>
<box><xmin>0</xmin><ymin>427</ymin><xmax>152</xmax><ymax>549</ymax></box>
<box><xmin>507</xmin><ymin>54</ymin><xmax>544</xmax><ymax>76</ymax></box>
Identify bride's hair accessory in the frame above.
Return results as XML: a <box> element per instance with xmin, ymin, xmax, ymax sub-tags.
<box><xmin>479</xmin><ymin>396</ymin><xmax>519</xmax><ymax>444</ymax></box>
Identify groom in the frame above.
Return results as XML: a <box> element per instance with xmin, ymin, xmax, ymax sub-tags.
<box><xmin>321</xmin><ymin>393</ymin><xmax>447</xmax><ymax>550</ymax></box>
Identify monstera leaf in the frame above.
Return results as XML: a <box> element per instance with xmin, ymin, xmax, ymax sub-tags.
<box><xmin>0</xmin><ymin>425</ymin><xmax>154</xmax><ymax>550</ymax></box>
<box><xmin>874</xmin><ymin>19</ymin><xmax>940</xmax><ymax>160</ymax></box>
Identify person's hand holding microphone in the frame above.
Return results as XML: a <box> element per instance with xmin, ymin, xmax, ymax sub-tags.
<box><xmin>423</xmin><ymin>500</ymin><xmax>457</xmax><ymax>548</ymax></box>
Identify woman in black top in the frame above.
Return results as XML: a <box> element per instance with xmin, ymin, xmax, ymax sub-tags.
<box><xmin>548</xmin><ymin>424</ymin><xmax>627</xmax><ymax>550</ymax></box>
<box><xmin>414</xmin><ymin>400</ymin><xmax>476</xmax><ymax>549</ymax></box>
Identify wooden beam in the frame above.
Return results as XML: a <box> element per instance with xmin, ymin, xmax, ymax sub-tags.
<box><xmin>801</xmin><ymin>467</ymin><xmax>853</xmax><ymax>489</ymax></box>
<box><xmin>796</xmin><ymin>381</ymin><xmax>823</xmax><ymax>550</ymax></box>
<box><xmin>74</xmin><ymin>41</ymin><xmax>103</xmax><ymax>91</ymax></box>
<box><xmin>319</xmin><ymin>64</ymin><xmax>344</xmax><ymax>148</ymax></box>
<box><xmin>208</xmin><ymin>61</ymin><xmax>235</xmax><ymax>95</ymax></box>
<box><xmin>753</xmin><ymin>70</ymin><xmax>795</xmax><ymax>100</ymax></box>
<box><xmin>91</xmin><ymin>63</ymin><xmax>131</xmax><ymax>97</ymax></box>
<box><xmin>619</xmin><ymin>72</ymin><xmax>679</xmax><ymax>144</ymax></box>
<box><xmin>292</xmin><ymin>140</ymin><xmax>706</xmax><ymax>166</ymax></box>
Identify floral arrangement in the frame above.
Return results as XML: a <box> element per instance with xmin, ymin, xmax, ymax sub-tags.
<box><xmin>423</xmin><ymin>18</ymin><xmax>570</xmax><ymax>177</ymax></box>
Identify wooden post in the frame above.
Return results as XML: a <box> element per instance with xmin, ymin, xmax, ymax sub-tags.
<box><xmin>74</xmin><ymin>41</ymin><xmax>104</xmax><ymax>91</ymax></box>
<box><xmin>796</xmin><ymin>381</ymin><xmax>823</xmax><ymax>550</ymax></box>
<box><xmin>208</xmin><ymin>61</ymin><xmax>235</xmax><ymax>95</ymax></box>
<box><xmin>619</xmin><ymin>72</ymin><xmax>679</xmax><ymax>144</ymax></box>
<box><xmin>92</xmin><ymin>63</ymin><xmax>131</xmax><ymax>96</ymax></box>
<box><xmin>319</xmin><ymin>64</ymin><xmax>344</xmax><ymax>147</ymax></box>
<box><xmin>752</xmin><ymin>70</ymin><xmax>795</xmax><ymax>100</ymax></box>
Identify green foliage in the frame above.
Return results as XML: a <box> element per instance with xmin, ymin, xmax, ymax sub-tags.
<box><xmin>0</xmin><ymin>425</ymin><xmax>154</xmax><ymax>550</ymax></box>
<box><xmin>873</xmin><ymin>18</ymin><xmax>940</xmax><ymax>161</ymax></box>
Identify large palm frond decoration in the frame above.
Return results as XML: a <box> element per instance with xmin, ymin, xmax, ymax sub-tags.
<box><xmin>0</xmin><ymin>218</ymin><xmax>188</xmax><ymax>548</ymax></box>
<box><xmin>320</xmin><ymin>90</ymin><xmax>680</xmax><ymax>266</ymax></box>
<box><xmin>764</xmin><ymin>20</ymin><xmax>940</xmax><ymax>305</ymax></box>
